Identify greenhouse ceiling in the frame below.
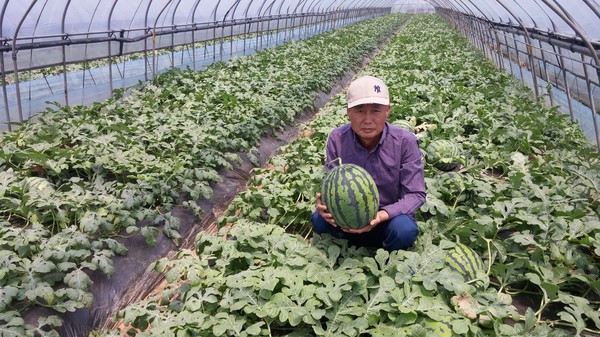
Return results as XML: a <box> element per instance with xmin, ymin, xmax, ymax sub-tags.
<box><xmin>2</xmin><ymin>1</ymin><xmax>599</xmax><ymax>41</ymax></box>
<box><xmin>2</xmin><ymin>1</ymin><xmax>599</xmax><ymax>65</ymax></box>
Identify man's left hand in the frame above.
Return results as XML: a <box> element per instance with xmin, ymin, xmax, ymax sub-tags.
<box><xmin>342</xmin><ymin>210</ymin><xmax>389</xmax><ymax>234</ymax></box>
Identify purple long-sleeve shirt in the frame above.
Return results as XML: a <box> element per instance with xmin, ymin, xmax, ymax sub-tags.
<box><xmin>325</xmin><ymin>122</ymin><xmax>426</xmax><ymax>219</ymax></box>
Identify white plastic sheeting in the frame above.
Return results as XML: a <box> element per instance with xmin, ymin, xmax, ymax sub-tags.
<box><xmin>391</xmin><ymin>0</ymin><xmax>435</xmax><ymax>13</ymax></box>
<box><xmin>425</xmin><ymin>0</ymin><xmax>600</xmax><ymax>149</ymax></box>
<box><xmin>1</xmin><ymin>0</ymin><xmax>395</xmax><ymax>70</ymax></box>
<box><xmin>428</xmin><ymin>0</ymin><xmax>600</xmax><ymax>41</ymax></box>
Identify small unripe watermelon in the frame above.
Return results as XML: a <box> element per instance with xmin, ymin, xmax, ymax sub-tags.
<box><xmin>320</xmin><ymin>164</ymin><xmax>379</xmax><ymax>229</ymax></box>
<box><xmin>392</xmin><ymin>118</ymin><xmax>416</xmax><ymax>132</ymax></box>
<box><xmin>425</xmin><ymin>140</ymin><xmax>461</xmax><ymax>171</ymax></box>
<box><xmin>445</xmin><ymin>243</ymin><xmax>485</xmax><ymax>281</ymax></box>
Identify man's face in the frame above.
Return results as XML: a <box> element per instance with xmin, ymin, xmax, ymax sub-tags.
<box><xmin>347</xmin><ymin>103</ymin><xmax>390</xmax><ymax>144</ymax></box>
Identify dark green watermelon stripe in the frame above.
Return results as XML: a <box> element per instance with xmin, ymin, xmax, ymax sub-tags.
<box><xmin>345</xmin><ymin>168</ymin><xmax>371</xmax><ymax>228</ymax></box>
<box><xmin>329</xmin><ymin>168</ymin><xmax>349</xmax><ymax>227</ymax></box>
<box><xmin>457</xmin><ymin>245</ymin><xmax>483</xmax><ymax>277</ymax></box>
<box><xmin>447</xmin><ymin>244</ymin><xmax>483</xmax><ymax>279</ymax></box>
<box><xmin>354</xmin><ymin>167</ymin><xmax>379</xmax><ymax>226</ymax></box>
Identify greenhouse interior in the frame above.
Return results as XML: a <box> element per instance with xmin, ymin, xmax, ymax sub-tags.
<box><xmin>1</xmin><ymin>0</ymin><xmax>599</xmax><ymax>336</ymax></box>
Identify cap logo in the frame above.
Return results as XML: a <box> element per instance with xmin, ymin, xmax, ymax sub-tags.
<box><xmin>373</xmin><ymin>85</ymin><xmax>381</xmax><ymax>93</ymax></box>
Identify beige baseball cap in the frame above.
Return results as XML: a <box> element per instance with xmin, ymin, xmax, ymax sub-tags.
<box><xmin>346</xmin><ymin>75</ymin><xmax>389</xmax><ymax>108</ymax></box>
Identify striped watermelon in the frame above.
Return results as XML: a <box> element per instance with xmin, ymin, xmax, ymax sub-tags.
<box><xmin>424</xmin><ymin>140</ymin><xmax>461</xmax><ymax>171</ymax></box>
<box><xmin>21</xmin><ymin>176</ymin><xmax>55</xmax><ymax>194</ymax></box>
<box><xmin>320</xmin><ymin>164</ymin><xmax>379</xmax><ymax>229</ymax></box>
<box><xmin>418</xmin><ymin>317</ymin><xmax>456</xmax><ymax>337</ymax></box>
<box><xmin>391</xmin><ymin>118</ymin><xmax>416</xmax><ymax>132</ymax></box>
<box><xmin>445</xmin><ymin>243</ymin><xmax>485</xmax><ymax>281</ymax></box>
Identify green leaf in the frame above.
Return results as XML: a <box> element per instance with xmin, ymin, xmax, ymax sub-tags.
<box><xmin>63</xmin><ymin>269</ymin><xmax>92</xmax><ymax>290</ymax></box>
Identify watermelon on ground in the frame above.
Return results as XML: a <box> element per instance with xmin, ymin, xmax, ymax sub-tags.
<box><xmin>391</xmin><ymin>117</ymin><xmax>416</xmax><ymax>132</ymax></box>
<box><xmin>445</xmin><ymin>243</ymin><xmax>485</xmax><ymax>281</ymax></box>
<box><xmin>424</xmin><ymin>139</ymin><xmax>461</xmax><ymax>171</ymax></box>
<box><xmin>418</xmin><ymin>317</ymin><xmax>457</xmax><ymax>337</ymax></box>
<box><xmin>320</xmin><ymin>163</ymin><xmax>379</xmax><ymax>230</ymax></box>
<box><xmin>21</xmin><ymin>176</ymin><xmax>55</xmax><ymax>195</ymax></box>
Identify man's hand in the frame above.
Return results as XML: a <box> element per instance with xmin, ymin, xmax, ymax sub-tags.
<box><xmin>316</xmin><ymin>193</ymin><xmax>337</xmax><ymax>227</ymax></box>
<box><xmin>342</xmin><ymin>210</ymin><xmax>389</xmax><ymax>234</ymax></box>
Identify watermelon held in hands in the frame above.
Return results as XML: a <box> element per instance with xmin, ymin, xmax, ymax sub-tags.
<box><xmin>425</xmin><ymin>140</ymin><xmax>461</xmax><ymax>171</ymax></box>
<box><xmin>320</xmin><ymin>164</ymin><xmax>379</xmax><ymax>230</ymax></box>
<box><xmin>445</xmin><ymin>243</ymin><xmax>485</xmax><ymax>281</ymax></box>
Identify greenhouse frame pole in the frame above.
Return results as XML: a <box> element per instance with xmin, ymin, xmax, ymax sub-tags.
<box><xmin>211</xmin><ymin>0</ymin><xmax>223</xmax><ymax>62</ymax></box>
<box><xmin>264</xmin><ymin>0</ymin><xmax>276</xmax><ymax>48</ymax></box>
<box><xmin>580</xmin><ymin>53</ymin><xmax>600</xmax><ymax>150</ymax></box>
<box><xmin>11</xmin><ymin>0</ymin><xmax>40</xmax><ymax>124</ymax></box>
<box><xmin>457</xmin><ymin>0</ymin><xmax>487</xmax><ymax>53</ymax></box>
<box><xmin>191</xmin><ymin>0</ymin><xmax>204</xmax><ymax>70</ymax></box>
<box><xmin>221</xmin><ymin>0</ymin><xmax>240</xmax><ymax>61</ymax></box>
<box><xmin>171</xmin><ymin>0</ymin><xmax>184</xmax><ymax>68</ymax></box>
<box><xmin>144</xmin><ymin>1</ymin><xmax>153</xmax><ymax>81</ymax></box>
<box><xmin>230</xmin><ymin>0</ymin><xmax>245</xmax><ymax>58</ymax></box>
<box><xmin>152</xmin><ymin>0</ymin><xmax>175</xmax><ymax>77</ymax></box>
<box><xmin>539</xmin><ymin>0</ymin><xmax>600</xmax><ymax>149</ymax></box>
<box><xmin>1</xmin><ymin>0</ymin><xmax>11</xmax><ymax>130</ymax></box>
<box><xmin>242</xmin><ymin>0</ymin><xmax>254</xmax><ymax>56</ymax></box>
<box><xmin>257</xmin><ymin>0</ymin><xmax>271</xmax><ymax>51</ymax></box>
<box><xmin>494</xmin><ymin>0</ymin><xmax>541</xmax><ymax>100</ymax></box>
<box><xmin>61</xmin><ymin>0</ymin><xmax>72</xmax><ymax>107</ymax></box>
<box><xmin>461</xmin><ymin>0</ymin><xmax>509</xmax><ymax>69</ymax></box>
<box><xmin>512</xmin><ymin>0</ymin><xmax>555</xmax><ymax>105</ymax></box>
<box><xmin>454</xmin><ymin>0</ymin><xmax>488</xmax><ymax>57</ymax></box>
<box><xmin>274</xmin><ymin>1</ymin><xmax>286</xmax><ymax>48</ymax></box>
<box><xmin>108</xmin><ymin>0</ymin><xmax>121</xmax><ymax>96</ymax></box>
<box><xmin>554</xmin><ymin>44</ymin><xmax>575</xmax><ymax>122</ymax></box>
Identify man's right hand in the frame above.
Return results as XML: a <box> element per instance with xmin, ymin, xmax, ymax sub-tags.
<box><xmin>316</xmin><ymin>193</ymin><xmax>337</xmax><ymax>227</ymax></box>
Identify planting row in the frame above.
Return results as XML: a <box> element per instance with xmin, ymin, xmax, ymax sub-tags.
<box><xmin>0</xmin><ymin>14</ymin><xmax>409</xmax><ymax>336</ymax></box>
<box><xmin>101</xmin><ymin>14</ymin><xmax>599</xmax><ymax>337</ymax></box>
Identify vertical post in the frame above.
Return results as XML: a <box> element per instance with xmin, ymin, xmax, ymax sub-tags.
<box><xmin>554</xmin><ymin>45</ymin><xmax>575</xmax><ymax>122</ymax></box>
<box><xmin>0</xmin><ymin>0</ymin><xmax>10</xmax><ymax>130</ymax></box>
<box><xmin>61</xmin><ymin>0</ymin><xmax>71</xmax><ymax>107</ymax></box>
<box><xmin>580</xmin><ymin>54</ymin><xmax>600</xmax><ymax>150</ymax></box>
<box><xmin>537</xmin><ymin>39</ymin><xmax>553</xmax><ymax>105</ymax></box>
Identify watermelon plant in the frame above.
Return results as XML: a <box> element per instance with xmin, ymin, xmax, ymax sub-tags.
<box><xmin>0</xmin><ymin>14</ymin><xmax>410</xmax><ymax>336</ymax></box>
<box><xmin>424</xmin><ymin>139</ymin><xmax>462</xmax><ymax>171</ymax></box>
<box><xmin>320</xmin><ymin>163</ymin><xmax>380</xmax><ymax>229</ymax></box>
<box><xmin>92</xmin><ymin>13</ymin><xmax>599</xmax><ymax>337</ymax></box>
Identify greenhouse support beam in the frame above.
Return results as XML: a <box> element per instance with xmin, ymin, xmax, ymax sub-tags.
<box><xmin>495</xmin><ymin>0</ymin><xmax>540</xmax><ymax>100</ymax></box>
<box><xmin>0</xmin><ymin>14</ymin><xmax>322</xmax><ymax>55</ymax></box>
<box><xmin>1</xmin><ymin>0</ymin><xmax>10</xmax><ymax>131</ymax></box>
<box><xmin>11</xmin><ymin>0</ymin><xmax>39</xmax><ymax>124</ymax></box>
<box><xmin>580</xmin><ymin>53</ymin><xmax>600</xmax><ymax>150</ymax></box>
<box><xmin>61</xmin><ymin>0</ymin><xmax>72</xmax><ymax>107</ymax></box>
<box><xmin>554</xmin><ymin>44</ymin><xmax>575</xmax><ymax>122</ymax></box>
<box><xmin>496</xmin><ymin>26</ymin><xmax>600</xmax><ymax>59</ymax></box>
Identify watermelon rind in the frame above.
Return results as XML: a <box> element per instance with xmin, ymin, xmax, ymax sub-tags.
<box><xmin>320</xmin><ymin>164</ymin><xmax>379</xmax><ymax>230</ymax></box>
<box><xmin>445</xmin><ymin>243</ymin><xmax>485</xmax><ymax>281</ymax></box>
<box><xmin>391</xmin><ymin>118</ymin><xmax>416</xmax><ymax>132</ymax></box>
<box><xmin>417</xmin><ymin>317</ymin><xmax>456</xmax><ymax>337</ymax></box>
<box><xmin>21</xmin><ymin>176</ymin><xmax>55</xmax><ymax>194</ymax></box>
<box><xmin>424</xmin><ymin>140</ymin><xmax>461</xmax><ymax>171</ymax></box>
